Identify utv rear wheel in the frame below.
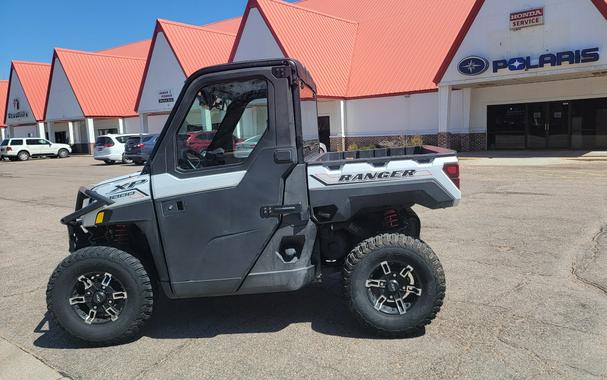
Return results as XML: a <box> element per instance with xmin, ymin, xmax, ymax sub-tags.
<box><xmin>46</xmin><ymin>246</ymin><xmax>153</xmax><ymax>345</ymax></box>
<box><xmin>343</xmin><ymin>234</ymin><xmax>445</xmax><ymax>337</ymax></box>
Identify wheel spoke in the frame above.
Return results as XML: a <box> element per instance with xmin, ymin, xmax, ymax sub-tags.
<box><xmin>399</xmin><ymin>265</ymin><xmax>415</xmax><ymax>283</ymax></box>
<box><xmin>101</xmin><ymin>273</ymin><xmax>112</xmax><ymax>287</ymax></box>
<box><xmin>105</xmin><ymin>306</ymin><xmax>120</xmax><ymax>321</ymax></box>
<box><xmin>85</xmin><ymin>309</ymin><xmax>96</xmax><ymax>324</ymax></box>
<box><xmin>69</xmin><ymin>296</ymin><xmax>86</xmax><ymax>305</ymax></box>
<box><xmin>380</xmin><ymin>261</ymin><xmax>391</xmax><ymax>275</ymax></box>
<box><xmin>112</xmin><ymin>291</ymin><xmax>127</xmax><ymax>300</ymax></box>
<box><xmin>395</xmin><ymin>298</ymin><xmax>409</xmax><ymax>315</ymax></box>
<box><xmin>78</xmin><ymin>275</ymin><xmax>93</xmax><ymax>289</ymax></box>
<box><xmin>405</xmin><ymin>285</ymin><xmax>422</xmax><ymax>296</ymax></box>
<box><xmin>365</xmin><ymin>279</ymin><xmax>386</xmax><ymax>288</ymax></box>
<box><xmin>374</xmin><ymin>295</ymin><xmax>387</xmax><ymax>311</ymax></box>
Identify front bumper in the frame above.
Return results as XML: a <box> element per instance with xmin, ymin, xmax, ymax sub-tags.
<box><xmin>61</xmin><ymin>187</ymin><xmax>115</xmax><ymax>251</ymax></box>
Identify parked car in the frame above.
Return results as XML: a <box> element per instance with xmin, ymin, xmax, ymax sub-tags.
<box><xmin>123</xmin><ymin>134</ymin><xmax>158</xmax><ymax>165</ymax></box>
<box><xmin>0</xmin><ymin>138</ymin><xmax>71</xmax><ymax>161</ymax></box>
<box><xmin>93</xmin><ymin>134</ymin><xmax>138</xmax><ymax>164</ymax></box>
<box><xmin>234</xmin><ymin>134</ymin><xmax>261</xmax><ymax>158</ymax></box>
<box><xmin>184</xmin><ymin>131</ymin><xmax>241</xmax><ymax>154</ymax></box>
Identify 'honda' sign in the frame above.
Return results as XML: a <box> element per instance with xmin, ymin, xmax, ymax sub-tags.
<box><xmin>510</xmin><ymin>8</ymin><xmax>544</xmax><ymax>30</ymax></box>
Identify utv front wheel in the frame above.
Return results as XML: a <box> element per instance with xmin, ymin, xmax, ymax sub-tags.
<box><xmin>343</xmin><ymin>234</ymin><xmax>445</xmax><ymax>337</ymax></box>
<box><xmin>46</xmin><ymin>246</ymin><xmax>153</xmax><ymax>345</ymax></box>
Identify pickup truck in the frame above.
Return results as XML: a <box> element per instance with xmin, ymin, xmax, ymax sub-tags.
<box><xmin>46</xmin><ymin>59</ymin><xmax>461</xmax><ymax>345</ymax></box>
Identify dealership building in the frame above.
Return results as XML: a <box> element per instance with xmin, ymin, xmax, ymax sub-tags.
<box><xmin>4</xmin><ymin>61</ymin><xmax>51</xmax><ymax>140</ymax></box>
<box><xmin>3</xmin><ymin>0</ymin><xmax>607</xmax><ymax>151</ymax></box>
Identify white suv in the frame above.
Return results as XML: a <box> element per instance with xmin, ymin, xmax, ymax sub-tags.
<box><xmin>0</xmin><ymin>138</ymin><xmax>72</xmax><ymax>161</ymax></box>
<box><xmin>93</xmin><ymin>134</ymin><xmax>138</xmax><ymax>164</ymax></box>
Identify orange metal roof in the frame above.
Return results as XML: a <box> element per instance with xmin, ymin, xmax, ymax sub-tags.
<box><xmin>98</xmin><ymin>39</ymin><xmax>152</xmax><ymax>59</ymax></box>
<box><xmin>47</xmin><ymin>49</ymin><xmax>146</xmax><ymax>118</ymax></box>
<box><xmin>204</xmin><ymin>17</ymin><xmax>242</xmax><ymax>34</ymax></box>
<box><xmin>0</xmin><ymin>80</ymin><xmax>8</xmax><ymax>127</ymax></box>
<box><xmin>233</xmin><ymin>0</ymin><xmax>477</xmax><ymax>98</ymax></box>
<box><xmin>10</xmin><ymin>61</ymin><xmax>51</xmax><ymax>121</ymax></box>
<box><xmin>158</xmin><ymin>19</ymin><xmax>237</xmax><ymax>76</ymax></box>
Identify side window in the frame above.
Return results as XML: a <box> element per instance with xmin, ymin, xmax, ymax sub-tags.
<box><xmin>176</xmin><ymin>78</ymin><xmax>269</xmax><ymax>171</ymax></box>
<box><xmin>11</xmin><ymin>139</ymin><xmax>23</xmax><ymax>146</ymax></box>
<box><xmin>25</xmin><ymin>139</ymin><xmax>46</xmax><ymax>145</ymax></box>
<box><xmin>299</xmin><ymin>82</ymin><xmax>320</xmax><ymax>157</ymax></box>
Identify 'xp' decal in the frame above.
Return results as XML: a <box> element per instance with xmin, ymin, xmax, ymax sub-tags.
<box><xmin>109</xmin><ymin>179</ymin><xmax>149</xmax><ymax>194</ymax></box>
<box><xmin>311</xmin><ymin>170</ymin><xmax>428</xmax><ymax>186</ymax></box>
<box><xmin>107</xmin><ymin>179</ymin><xmax>149</xmax><ymax>200</ymax></box>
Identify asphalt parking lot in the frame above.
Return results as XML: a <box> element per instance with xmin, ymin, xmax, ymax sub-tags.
<box><xmin>0</xmin><ymin>154</ymin><xmax>606</xmax><ymax>379</ymax></box>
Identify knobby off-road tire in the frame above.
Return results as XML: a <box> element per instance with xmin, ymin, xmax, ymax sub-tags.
<box><xmin>46</xmin><ymin>246</ymin><xmax>153</xmax><ymax>345</ymax></box>
<box><xmin>343</xmin><ymin>233</ymin><xmax>445</xmax><ymax>337</ymax></box>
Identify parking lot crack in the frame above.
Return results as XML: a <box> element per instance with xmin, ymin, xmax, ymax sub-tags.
<box><xmin>571</xmin><ymin>226</ymin><xmax>607</xmax><ymax>296</ymax></box>
<box><xmin>1</xmin><ymin>285</ymin><xmax>45</xmax><ymax>299</ymax></box>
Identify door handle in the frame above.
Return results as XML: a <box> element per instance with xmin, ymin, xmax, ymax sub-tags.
<box><xmin>162</xmin><ymin>200</ymin><xmax>185</xmax><ymax>216</ymax></box>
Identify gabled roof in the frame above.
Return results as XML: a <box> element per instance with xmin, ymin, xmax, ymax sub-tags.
<box><xmin>98</xmin><ymin>39</ymin><xmax>152</xmax><ymax>59</ymax></box>
<box><xmin>0</xmin><ymin>80</ymin><xmax>8</xmax><ymax>127</ymax></box>
<box><xmin>434</xmin><ymin>0</ymin><xmax>607</xmax><ymax>84</ymax></box>
<box><xmin>45</xmin><ymin>49</ymin><xmax>146</xmax><ymax>118</ymax></box>
<box><xmin>135</xmin><ymin>18</ymin><xmax>239</xmax><ymax>111</ymax></box>
<box><xmin>9</xmin><ymin>61</ymin><xmax>51</xmax><ymax>121</ymax></box>
<box><xmin>158</xmin><ymin>19</ymin><xmax>237</xmax><ymax>76</ymax></box>
<box><xmin>232</xmin><ymin>0</ymin><xmax>358</xmax><ymax>98</ymax></box>
<box><xmin>232</xmin><ymin>0</ymin><xmax>477</xmax><ymax>98</ymax></box>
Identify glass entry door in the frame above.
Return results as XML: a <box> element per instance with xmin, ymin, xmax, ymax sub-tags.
<box><xmin>526</xmin><ymin>102</ymin><xmax>570</xmax><ymax>149</ymax></box>
<box><xmin>547</xmin><ymin>102</ymin><xmax>569</xmax><ymax>148</ymax></box>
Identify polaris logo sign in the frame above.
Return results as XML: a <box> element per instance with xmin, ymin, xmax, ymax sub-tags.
<box><xmin>458</xmin><ymin>56</ymin><xmax>490</xmax><ymax>76</ymax></box>
<box><xmin>458</xmin><ymin>48</ymin><xmax>600</xmax><ymax>76</ymax></box>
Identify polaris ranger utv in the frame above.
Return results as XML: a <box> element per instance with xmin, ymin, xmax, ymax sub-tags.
<box><xmin>47</xmin><ymin>59</ymin><xmax>461</xmax><ymax>345</ymax></box>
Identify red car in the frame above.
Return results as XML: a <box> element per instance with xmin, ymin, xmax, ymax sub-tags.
<box><xmin>185</xmin><ymin>131</ymin><xmax>242</xmax><ymax>154</ymax></box>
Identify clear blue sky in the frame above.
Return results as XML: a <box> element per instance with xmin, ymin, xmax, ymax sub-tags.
<box><xmin>0</xmin><ymin>0</ymin><xmax>260</xmax><ymax>80</ymax></box>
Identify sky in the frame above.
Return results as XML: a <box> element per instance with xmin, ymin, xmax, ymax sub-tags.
<box><xmin>0</xmin><ymin>0</ymin><xmax>255</xmax><ymax>80</ymax></box>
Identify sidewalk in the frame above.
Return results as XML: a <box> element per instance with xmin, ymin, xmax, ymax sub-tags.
<box><xmin>0</xmin><ymin>338</ymin><xmax>67</xmax><ymax>380</ymax></box>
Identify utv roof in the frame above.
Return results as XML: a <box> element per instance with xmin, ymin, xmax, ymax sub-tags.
<box><xmin>188</xmin><ymin>59</ymin><xmax>317</xmax><ymax>94</ymax></box>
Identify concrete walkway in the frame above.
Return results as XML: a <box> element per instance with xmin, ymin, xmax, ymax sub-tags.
<box><xmin>0</xmin><ymin>338</ymin><xmax>67</xmax><ymax>380</ymax></box>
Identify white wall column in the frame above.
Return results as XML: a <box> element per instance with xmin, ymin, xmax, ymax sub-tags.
<box><xmin>37</xmin><ymin>122</ymin><xmax>46</xmax><ymax>139</ymax></box>
<box><xmin>438</xmin><ymin>85</ymin><xmax>452</xmax><ymax>134</ymax></box>
<box><xmin>1</xmin><ymin>128</ymin><xmax>5</xmax><ymax>140</ymax></box>
<box><xmin>118</xmin><ymin>118</ymin><xmax>125</xmax><ymax>134</ymax></box>
<box><xmin>47</xmin><ymin>121</ymin><xmax>56</xmax><ymax>142</ymax></box>
<box><xmin>86</xmin><ymin>118</ymin><xmax>95</xmax><ymax>153</ymax></box>
<box><xmin>67</xmin><ymin>121</ymin><xmax>75</xmax><ymax>145</ymax></box>
<box><xmin>139</xmin><ymin>114</ymin><xmax>149</xmax><ymax>134</ymax></box>
<box><xmin>462</xmin><ymin>87</ymin><xmax>472</xmax><ymax>133</ymax></box>
<box><xmin>7</xmin><ymin>126</ymin><xmax>14</xmax><ymax>138</ymax></box>
<box><xmin>204</xmin><ymin>109</ymin><xmax>213</xmax><ymax>132</ymax></box>
<box><xmin>339</xmin><ymin>100</ymin><xmax>346</xmax><ymax>150</ymax></box>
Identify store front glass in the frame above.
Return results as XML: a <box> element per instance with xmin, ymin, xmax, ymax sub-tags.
<box><xmin>488</xmin><ymin>98</ymin><xmax>607</xmax><ymax>149</ymax></box>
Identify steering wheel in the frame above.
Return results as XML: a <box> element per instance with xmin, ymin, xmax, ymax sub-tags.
<box><xmin>181</xmin><ymin>149</ymin><xmax>204</xmax><ymax>170</ymax></box>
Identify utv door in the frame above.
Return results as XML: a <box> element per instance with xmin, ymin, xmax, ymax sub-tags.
<box><xmin>149</xmin><ymin>65</ymin><xmax>301</xmax><ymax>297</ymax></box>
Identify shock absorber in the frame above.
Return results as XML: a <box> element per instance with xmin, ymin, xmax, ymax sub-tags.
<box><xmin>383</xmin><ymin>209</ymin><xmax>400</xmax><ymax>230</ymax></box>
